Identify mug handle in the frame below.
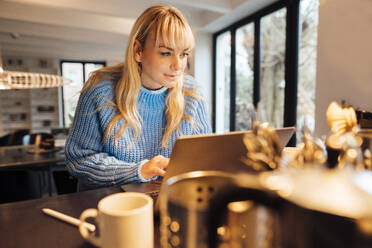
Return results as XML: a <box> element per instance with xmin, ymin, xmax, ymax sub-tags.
<box><xmin>79</xmin><ymin>209</ymin><xmax>101</xmax><ymax>247</ymax></box>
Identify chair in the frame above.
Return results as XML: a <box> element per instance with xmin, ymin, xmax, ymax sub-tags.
<box><xmin>25</xmin><ymin>132</ymin><xmax>77</xmax><ymax>195</ymax></box>
<box><xmin>24</xmin><ymin>132</ymin><xmax>57</xmax><ymax>196</ymax></box>
<box><xmin>0</xmin><ymin>129</ymin><xmax>30</xmax><ymax>146</ymax></box>
<box><xmin>0</xmin><ymin>129</ymin><xmax>35</xmax><ymax>203</ymax></box>
<box><xmin>0</xmin><ymin>131</ymin><xmax>56</xmax><ymax>203</ymax></box>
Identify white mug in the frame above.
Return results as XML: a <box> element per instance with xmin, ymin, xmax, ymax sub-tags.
<box><xmin>79</xmin><ymin>192</ymin><xmax>153</xmax><ymax>248</ymax></box>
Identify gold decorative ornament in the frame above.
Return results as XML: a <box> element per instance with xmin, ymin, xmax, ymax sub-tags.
<box><xmin>326</xmin><ymin>101</ymin><xmax>357</xmax><ymax>136</ymax></box>
<box><xmin>337</xmin><ymin>133</ymin><xmax>365</xmax><ymax>170</ymax></box>
<box><xmin>242</xmin><ymin>122</ymin><xmax>282</xmax><ymax>171</ymax></box>
<box><xmin>287</xmin><ymin>128</ymin><xmax>327</xmax><ymax>168</ymax></box>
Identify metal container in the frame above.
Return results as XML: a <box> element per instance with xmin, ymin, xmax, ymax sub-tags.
<box><xmin>159</xmin><ymin>171</ymin><xmax>277</xmax><ymax>248</ymax></box>
<box><xmin>160</xmin><ymin>168</ymin><xmax>372</xmax><ymax>248</ymax></box>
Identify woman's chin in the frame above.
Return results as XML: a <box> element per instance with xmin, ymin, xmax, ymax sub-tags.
<box><xmin>162</xmin><ymin>80</ymin><xmax>178</xmax><ymax>89</ymax></box>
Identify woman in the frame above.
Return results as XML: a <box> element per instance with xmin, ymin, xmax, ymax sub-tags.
<box><xmin>65</xmin><ymin>4</ymin><xmax>212</xmax><ymax>189</ymax></box>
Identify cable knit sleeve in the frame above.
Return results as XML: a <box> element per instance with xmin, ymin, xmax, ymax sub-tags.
<box><xmin>65</xmin><ymin>81</ymin><xmax>152</xmax><ymax>188</ymax></box>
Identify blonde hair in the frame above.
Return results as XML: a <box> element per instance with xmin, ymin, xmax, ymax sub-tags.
<box><xmin>82</xmin><ymin>4</ymin><xmax>198</xmax><ymax>147</ymax></box>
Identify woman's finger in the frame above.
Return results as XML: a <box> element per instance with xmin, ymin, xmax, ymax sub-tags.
<box><xmin>161</xmin><ymin>158</ymin><xmax>170</xmax><ymax>169</ymax></box>
<box><xmin>156</xmin><ymin>157</ymin><xmax>169</xmax><ymax>169</ymax></box>
<box><xmin>152</xmin><ymin>166</ymin><xmax>166</xmax><ymax>177</ymax></box>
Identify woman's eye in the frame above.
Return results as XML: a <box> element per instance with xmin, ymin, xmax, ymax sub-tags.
<box><xmin>180</xmin><ymin>53</ymin><xmax>189</xmax><ymax>57</ymax></box>
<box><xmin>160</xmin><ymin>52</ymin><xmax>171</xmax><ymax>56</ymax></box>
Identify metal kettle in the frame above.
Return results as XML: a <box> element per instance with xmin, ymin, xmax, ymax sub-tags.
<box><xmin>159</xmin><ymin>168</ymin><xmax>372</xmax><ymax>248</ymax></box>
<box><xmin>208</xmin><ymin>167</ymin><xmax>372</xmax><ymax>248</ymax></box>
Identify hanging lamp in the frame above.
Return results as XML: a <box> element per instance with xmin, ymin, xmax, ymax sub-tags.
<box><xmin>0</xmin><ymin>48</ymin><xmax>70</xmax><ymax>89</ymax></box>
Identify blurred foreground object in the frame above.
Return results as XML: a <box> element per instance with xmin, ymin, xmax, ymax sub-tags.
<box><xmin>287</xmin><ymin>127</ymin><xmax>326</xmax><ymax>168</ymax></box>
<box><xmin>357</xmin><ymin>129</ymin><xmax>372</xmax><ymax>171</ymax></box>
<box><xmin>336</xmin><ymin>132</ymin><xmax>364</xmax><ymax>170</ymax></box>
<box><xmin>356</xmin><ymin>109</ymin><xmax>372</xmax><ymax>129</ymax></box>
<box><xmin>206</xmin><ymin>167</ymin><xmax>372</xmax><ymax>248</ymax></box>
<box><xmin>326</xmin><ymin>101</ymin><xmax>357</xmax><ymax>136</ymax></box>
<box><xmin>242</xmin><ymin>121</ymin><xmax>282</xmax><ymax>171</ymax></box>
<box><xmin>325</xmin><ymin>101</ymin><xmax>372</xmax><ymax>170</ymax></box>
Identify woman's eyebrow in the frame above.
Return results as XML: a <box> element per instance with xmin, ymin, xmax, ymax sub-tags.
<box><xmin>159</xmin><ymin>45</ymin><xmax>190</xmax><ymax>52</ymax></box>
<box><xmin>159</xmin><ymin>45</ymin><xmax>173</xmax><ymax>51</ymax></box>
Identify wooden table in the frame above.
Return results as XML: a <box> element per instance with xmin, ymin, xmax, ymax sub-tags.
<box><xmin>0</xmin><ymin>145</ymin><xmax>65</xmax><ymax>170</ymax></box>
<box><xmin>0</xmin><ymin>145</ymin><xmax>66</xmax><ymax>196</ymax></box>
<box><xmin>0</xmin><ymin>182</ymin><xmax>161</xmax><ymax>248</ymax></box>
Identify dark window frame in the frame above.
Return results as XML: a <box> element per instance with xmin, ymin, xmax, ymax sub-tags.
<box><xmin>59</xmin><ymin>60</ymin><xmax>106</xmax><ymax>127</ymax></box>
<box><xmin>212</xmin><ymin>0</ymin><xmax>300</xmax><ymax>146</ymax></box>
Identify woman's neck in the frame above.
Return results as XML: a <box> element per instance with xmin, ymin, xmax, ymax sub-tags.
<box><xmin>142</xmin><ymin>85</ymin><xmax>164</xmax><ymax>91</ymax></box>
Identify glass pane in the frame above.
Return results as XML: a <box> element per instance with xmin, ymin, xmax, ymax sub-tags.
<box><xmin>260</xmin><ymin>8</ymin><xmax>287</xmax><ymax>128</ymax></box>
<box><xmin>84</xmin><ymin>63</ymin><xmax>104</xmax><ymax>80</ymax></box>
<box><xmin>297</xmin><ymin>0</ymin><xmax>319</xmax><ymax>142</ymax></box>
<box><xmin>215</xmin><ymin>31</ymin><xmax>231</xmax><ymax>133</ymax></box>
<box><xmin>62</xmin><ymin>62</ymin><xmax>84</xmax><ymax>127</ymax></box>
<box><xmin>236</xmin><ymin>23</ymin><xmax>254</xmax><ymax>131</ymax></box>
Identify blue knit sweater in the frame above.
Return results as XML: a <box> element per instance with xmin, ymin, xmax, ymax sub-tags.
<box><xmin>65</xmin><ymin>76</ymin><xmax>212</xmax><ymax>188</ymax></box>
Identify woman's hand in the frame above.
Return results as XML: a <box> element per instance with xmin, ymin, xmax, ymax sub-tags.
<box><xmin>141</xmin><ymin>155</ymin><xmax>169</xmax><ymax>180</ymax></box>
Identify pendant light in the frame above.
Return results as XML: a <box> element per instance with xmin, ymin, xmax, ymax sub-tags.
<box><xmin>0</xmin><ymin>48</ymin><xmax>70</xmax><ymax>89</ymax></box>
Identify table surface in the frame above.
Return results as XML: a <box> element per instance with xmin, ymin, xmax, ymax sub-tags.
<box><xmin>0</xmin><ymin>181</ymin><xmax>161</xmax><ymax>248</ymax></box>
<box><xmin>0</xmin><ymin>145</ymin><xmax>65</xmax><ymax>169</ymax></box>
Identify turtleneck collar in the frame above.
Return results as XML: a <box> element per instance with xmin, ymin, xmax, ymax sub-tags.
<box><xmin>140</xmin><ymin>86</ymin><xmax>168</xmax><ymax>95</ymax></box>
<box><xmin>137</xmin><ymin>86</ymin><xmax>168</xmax><ymax>110</ymax></box>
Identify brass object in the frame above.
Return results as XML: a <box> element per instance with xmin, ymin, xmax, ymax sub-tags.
<box><xmin>364</xmin><ymin>150</ymin><xmax>372</xmax><ymax>170</ymax></box>
<box><xmin>242</xmin><ymin>122</ymin><xmax>282</xmax><ymax>171</ymax></box>
<box><xmin>324</xmin><ymin>101</ymin><xmax>372</xmax><ymax>170</ymax></box>
<box><xmin>326</xmin><ymin>101</ymin><xmax>357</xmax><ymax>136</ymax></box>
<box><xmin>336</xmin><ymin>133</ymin><xmax>365</xmax><ymax>170</ymax></box>
<box><xmin>159</xmin><ymin>171</ymin><xmax>274</xmax><ymax>248</ymax></box>
<box><xmin>159</xmin><ymin>171</ymin><xmax>244</xmax><ymax>248</ymax></box>
<box><xmin>287</xmin><ymin>128</ymin><xmax>326</xmax><ymax>168</ymax></box>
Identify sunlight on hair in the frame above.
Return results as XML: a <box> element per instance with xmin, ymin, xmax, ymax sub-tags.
<box><xmin>154</xmin><ymin>7</ymin><xmax>195</xmax><ymax>52</ymax></box>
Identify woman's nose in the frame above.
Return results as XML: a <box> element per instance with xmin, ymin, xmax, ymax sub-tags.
<box><xmin>170</xmin><ymin>56</ymin><xmax>182</xmax><ymax>70</ymax></box>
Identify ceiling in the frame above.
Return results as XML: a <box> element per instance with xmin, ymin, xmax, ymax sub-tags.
<box><xmin>0</xmin><ymin>0</ymin><xmax>277</xmax><ymax>60</ymax></box>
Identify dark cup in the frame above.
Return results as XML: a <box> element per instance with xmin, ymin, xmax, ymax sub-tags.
<box><xmin>40</xmin><ymin>138</ymin><xmax>54</xmax><ymax>150</ymax></box>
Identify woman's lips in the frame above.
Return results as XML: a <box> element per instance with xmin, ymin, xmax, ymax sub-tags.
<box><xmin>165</xmin><ymin>74</ymin><xmax>177</xmax><ymax>79</ymax></box>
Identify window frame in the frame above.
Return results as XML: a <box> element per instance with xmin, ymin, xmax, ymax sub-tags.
<box><xmin>212</xmin><ymin>0</ymin><xmax>300</xmax><ymax>146</ymax></box>
<box><xmin>59</xmin><ymin>60</ymin><xmax>106</xmax><ymax>127</ymax></box>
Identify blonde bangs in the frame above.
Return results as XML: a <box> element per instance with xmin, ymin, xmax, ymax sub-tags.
<box><xmin>153</xmin><ymin>10</ymin><xmax>195</xmax><ymax>51</ymax></box>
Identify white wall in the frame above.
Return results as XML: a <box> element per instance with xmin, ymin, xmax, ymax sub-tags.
<box><xmin>193</xmin><ymin>31</ymin><xmax>213</xmax><ymax>122</ymax></box>
<box><xmin>315</xmin><ymin>0</ymin><xmax>372</xmax><ymax>136</ymax></box>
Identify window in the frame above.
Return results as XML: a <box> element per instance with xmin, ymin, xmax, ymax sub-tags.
<box><xmin>215</xmin><ymin>32</ymin><xmax>231</xmax><ymax>133</ymax></box>
<box><xmin>60</xmin><ymin>60</ymin><xmax>105</xmax><ymax>127</ymax></box>
<box><xmin>260</xmin><ymin>8</ymin><xmax>287</xmax><ymax>128</ymax></box>
<box><xmin>213</xmin><ymin>0</ymin><xmax>319</xmax><ymax>146</ymax></box>
<box><xmin>236</xmin><ymin>23</ymin><xmax>254</xmax><ymax>131</ymax></box>
<box><xmin>297</xmin><ymin>0</ymin><xmax>319</xmax><ymax>142</ymax></box>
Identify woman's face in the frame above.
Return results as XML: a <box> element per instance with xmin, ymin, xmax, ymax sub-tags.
<box><xmin>135</xmin><ymin>34</ymin><xmax>190</xmax><ymax>90</ymax></box>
